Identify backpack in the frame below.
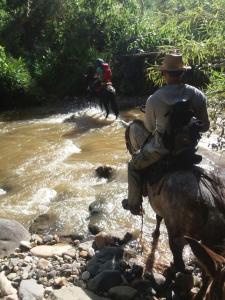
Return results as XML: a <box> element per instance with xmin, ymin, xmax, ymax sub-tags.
<box><xmin>101</xmin><ymin>63</ymin><xmax>112</xmax><ymax>83</ymax></box>
<box><xmin>163</xmin><ymin>100</ymin><xmax>202</xmax><ymax>154</ymax></box>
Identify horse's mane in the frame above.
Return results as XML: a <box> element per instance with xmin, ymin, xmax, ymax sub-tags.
<box><xmin>194</xmin><ymin>166</ymin><xmax>225</xmax><ymax>216</ymax></box>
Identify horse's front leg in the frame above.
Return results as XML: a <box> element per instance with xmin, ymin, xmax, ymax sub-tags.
<box><xmin>152</xmin><ymin>214</ymin><xmax>163</xmax><ymax>239</ymax></box>
<box><xmin>168</xmin><ymin>232</ymin><xmax>185</xmax><ymax>272</ymax></box>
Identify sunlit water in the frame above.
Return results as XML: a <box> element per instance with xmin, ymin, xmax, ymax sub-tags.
<box><xmin>0</xmin><ymin>104</ymin><xmax>224</xmax><ymax>267</ymax></box>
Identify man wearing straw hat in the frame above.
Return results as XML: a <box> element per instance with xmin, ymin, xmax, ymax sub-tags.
<box><xmin>122</xmin><ymin>52</ymin><xmax>210</xmax><ymax>215</ymax></box>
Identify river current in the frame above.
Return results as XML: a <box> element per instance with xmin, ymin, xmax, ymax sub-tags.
<box><xmin>0</xmin><ymin>104</ymin><xmax>224</xmax><ymax>266</ymax></box>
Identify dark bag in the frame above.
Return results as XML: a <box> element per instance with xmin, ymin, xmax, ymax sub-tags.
<box><xmin>163</xmin><ymin>100</ymin><xmax>202</xmax><ymax>154</ymax></box>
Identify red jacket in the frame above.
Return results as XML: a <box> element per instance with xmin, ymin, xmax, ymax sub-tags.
<box><xmin>102</xmin><ymin>63</ymin><xmax>112</xmax><ymax>83</ymax></box>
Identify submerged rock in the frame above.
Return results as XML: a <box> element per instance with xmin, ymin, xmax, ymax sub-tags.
<box><xmin>95</xmin><ymin>166</ymin><xmax>113</xmax><ymax>179</ymax></box>
<box><xmin>29</xmin><ymin>213</ymin><xmax>59</xmax><ymax>235</ymax></box>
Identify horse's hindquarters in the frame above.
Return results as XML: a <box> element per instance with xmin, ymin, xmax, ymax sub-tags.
<box><xmin>148</xmin><ymin>170</ymin><xmax>205</xmax><ymax>236</ymax></box>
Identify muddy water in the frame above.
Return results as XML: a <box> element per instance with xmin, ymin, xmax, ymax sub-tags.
<box><xmin>0</xmin><ymin>104</ymin><xmax>224</xmax><ymax>267</ymax></box>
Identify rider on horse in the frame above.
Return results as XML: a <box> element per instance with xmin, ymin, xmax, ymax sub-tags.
<box><xmin>91</xmin><ymin>58</ymin><xmax>113</xmax><ymax>94</ymax></box>
<box><xmin>122</xmin><ymin>52</ymin><xmax>210</xmax><ymax>215</ymax></box>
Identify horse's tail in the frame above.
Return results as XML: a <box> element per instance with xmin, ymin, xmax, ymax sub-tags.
<box><xmin>195</xmin><ymin>167</ymin><xmax>225</xmax><ymax>216</ymax></box>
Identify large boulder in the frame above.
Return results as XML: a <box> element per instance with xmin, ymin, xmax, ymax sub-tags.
<box><xmin>0</xmin><ymin>218</ymin><xmax>30</xmax><ymax>257</ymax></box>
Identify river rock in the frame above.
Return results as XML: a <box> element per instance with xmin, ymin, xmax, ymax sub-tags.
<box><xmin>0</xmin><ymin>218</ymin><xmax>30</xmax><ymax>257</ymax></box>
<box><xmin>37</xmin><ymin>258</ymin><xmax>52</xmax><ymax>269</ymax></box>
<box><xmin>88</xmin><ymin>223</ymin><xmax>102</xmax><ymax>235</ymax></box>
<box><xmin>108</xmin><ymin>286</ymin><xmax>138</xmax><ymax>300</ymax></box>
<box><xmin>94</xmin><ymin>231</ymin><xmax>125</xmax><ymax>249</ymax></box>
<box><xmin>0</xmin><ymin>271</ymin><xmax>17</xmax><ymax>297</ymax></box>
<box><xmin>173</xmin><ymin>271</ymin><xmax>194</xmax><ymax>298</ymax></box>
<box><xmin>89</xmin><ymin>199</ymin><xmax>105</xmax><ymax>215</ymax></box>
<box><xmin>81</xmin><ymin>271</ymin><xmax>91</xmax><ymax>281</ymax></box>
<box><xmin>147</xmin><ymin>272</ymin><xmax>167</xmax><ymax>293</ymax></box>
<box><xmin>87</xmin><ymin>270</ymin><xmax>123</xmax><ymax>292</ymax></box>
<box><xmin>19</xmin><ymin>279</ymin><xmax>44</xmax><ymax>300</ymax></box>
<box><xmin>29</xmin><ymin>213</ymin><xmax>58</xmax><ymax>234</ymax></box>
<box><xmin>78</xmin><ymin>241</ymin><xmax>94</xmax><ymax>252</ymax></box>
<box><xmin>87</xmin><ymin>247</ymin><xmax>124</xmax><ymax>277</ymax></box>
<box><xmin>47</xmin><ymin>286</ymin><xmax>110</xmax><ymax>300</ymax></box>
<box><xmin>95</xmin><ymin>166</ymin><xmax>113</xmax><ymax>179</ymax></box>
<box><xmin>31</xmin><ymin>244</ymin><xmax>74</xmax><ymax>257</ymax></box>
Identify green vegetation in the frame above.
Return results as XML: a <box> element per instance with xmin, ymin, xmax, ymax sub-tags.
<box><xmin>0</xmin><ymin>0</ymin><xmax>224</xmax><ymax>120</ymax></box>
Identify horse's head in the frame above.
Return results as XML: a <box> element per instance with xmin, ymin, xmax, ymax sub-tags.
<box><xmin>186</xmin><ymin>236</ymin><xmax>225</xmax><ymax>300</ymax></box>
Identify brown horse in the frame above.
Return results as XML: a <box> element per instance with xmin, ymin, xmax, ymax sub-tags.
<box><xmin>125</xmin><ymin>119</ymin><xmax>225</xmax><ymax>271</ymax></box>
<box><xmin>186</xmin><ymin>236</ymin><xmax>225</xmax><ymax>300</ymax></box>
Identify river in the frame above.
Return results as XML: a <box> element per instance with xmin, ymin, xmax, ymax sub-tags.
<box><xmin>0</xmin><ymin>104</ymin><xmax>224</xmax><ymax>266</ymax></box>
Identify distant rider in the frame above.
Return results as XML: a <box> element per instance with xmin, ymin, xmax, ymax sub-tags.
<box><xmin>91</xmin><ymin>58</ymin><xmax>112</xmax><ymax>94</ymax></box>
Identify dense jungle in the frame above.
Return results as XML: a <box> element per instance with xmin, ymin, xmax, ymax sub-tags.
<box><xmin>0</xmin><ymin>0</ymin><xmax>224</xmax><ymax>116</ymax></box>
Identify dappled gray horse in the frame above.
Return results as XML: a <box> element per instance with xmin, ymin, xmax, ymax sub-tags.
<box><xmin>125</xmin><ymin>119</ymin><xmax>225</xmax><ymax>271</ymax></box>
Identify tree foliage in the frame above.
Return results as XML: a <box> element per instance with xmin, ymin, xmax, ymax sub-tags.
<box><xmin>0</xmin><ymin>0</ymin><xmax>224</xmax><ymax>113</ymax></box>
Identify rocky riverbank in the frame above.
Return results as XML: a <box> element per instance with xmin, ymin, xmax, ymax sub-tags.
<box><xmin>0</xmin><ymin>218</ymin><xmax>204</xmax><ymax>300</ymax></box>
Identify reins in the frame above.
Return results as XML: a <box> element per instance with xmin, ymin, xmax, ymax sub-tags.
<box><xmin>137</xmin><ymin>203</ymin><xmax>144</xmax><ymax>254</ymax></box>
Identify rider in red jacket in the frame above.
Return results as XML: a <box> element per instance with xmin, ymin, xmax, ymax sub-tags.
<box><xmin>101</xmin><ymin>63</ymin><xmax>112</xmax><ymax>85</ymax></box>
<box><xmin>92</xmin><ymin>59</ymin><xmax>112</xmax><ymax>93</ymax></box>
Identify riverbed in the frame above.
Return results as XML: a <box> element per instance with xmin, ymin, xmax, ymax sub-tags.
<box><xmin>0</xmin><ymin>103</ymin><xmax>224</xmax><ymax>267</ymax></box>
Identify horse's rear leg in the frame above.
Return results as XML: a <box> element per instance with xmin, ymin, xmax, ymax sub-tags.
<box><xmin>168</xmin><ymin>232</ymin><xmax>185</xmax><ymax>271</ymax></box>
<box><xmin>152</xmin><ymin>215</ymin><xmax>162</xmax><ymax>239</ymax></box>
<box><xmin>110</xmin><ymin>98</ymin><xmax>119</xmax><ymax>118</ymax></box>
<box><xmin>101</xmin><ymin>98</ymin><xmax>109</xmax><ymax>118</ymax></box>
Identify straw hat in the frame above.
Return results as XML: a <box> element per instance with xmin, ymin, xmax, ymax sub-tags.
<box><xmin>160</xmin><ymin>53</ymin><xmax>191</xmax><ymax>71</ymax></box>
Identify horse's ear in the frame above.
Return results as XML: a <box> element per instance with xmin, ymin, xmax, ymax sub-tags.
<box><xmin>185</xmin><ymin>236</ymin><xmax>224</xmax><ymax>277</ymax></box>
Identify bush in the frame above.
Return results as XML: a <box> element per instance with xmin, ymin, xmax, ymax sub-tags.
<box><xmin>0</xmin><ymin>45</ymin><xmax>31</xmax><ymax>108</ymax></box>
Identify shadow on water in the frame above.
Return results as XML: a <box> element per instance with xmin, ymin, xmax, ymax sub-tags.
<box><xmin>62</xmin><ymin>111</ymin><xmax>116</xmax><ymax>138</ymax></box>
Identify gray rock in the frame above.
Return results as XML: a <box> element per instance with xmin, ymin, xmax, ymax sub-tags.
<box><xmin>0</xmin><ymin>271</ymin><xmax>17</xmax><ymax>297</ymax></box>
<box><xmin>0</xmin><ymin>219</ymin><xmax>30</xmax><ymax>257</ymax></box>
<box><xmin>87</xmin><ymin>270</ymin><xmax>123</xmax><ymax>292</ymax></box>
<box><xmin>89</xmin><ymin>199</ymin><xmax>105</xmax><ymax>215</ymax></box>
<box><xmin>19</xmin><ymin>279</ymin><xmax>44</xmax><ymax>300</ymax></box>
<box><xmin>78</xmin><ymin>241</ymin><xmax>94</xmax><ymax>252</ymax></box>
<box><xmin>88</xmin><ymin>224</ymin><xmax>102</xmax><ymax>235</ymax></box>
<box><xmin>30</xmin><ymin>244</ymin><xmax>73</xmax><ymax>258</ymax></box>
<box><xmin>47</xmin><ymin>286</ymin><xmax>110</xmax><ymax>300</ymax></box>
<box><xmin>109</xmin><ymin>286</ymin><xmax>138</xmax><ymax>300</ymax></box>
<box><xmin>81</xmin><ymin>271</ymin><xmax>90</xmax><ymax>281</ymax></box>
<box><xmin>87</xmin><ymin>247</ymin><xmax>124</xmax><ymax>277</ymax></box>
<box><xmin>29</xmin><ymin>214</ymin><xmax>59</xmax><ymax>235</ymax></box>
<box><xmin>174</xmin><ymin>272</ymin><xmax>194</xmax><ymax>296</ymax></box>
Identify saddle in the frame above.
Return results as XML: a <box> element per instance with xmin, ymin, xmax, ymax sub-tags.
<box><xmin>140</xmin><ymin>148</ymin><xmax>202</xmax><ymax>186</ymax></box>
